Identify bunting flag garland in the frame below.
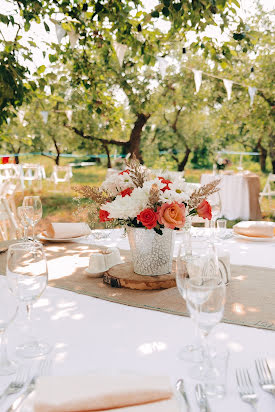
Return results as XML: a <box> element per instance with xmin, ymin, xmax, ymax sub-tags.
<box><xmin>157</xmin><ymin>57</ymin><xmax>168</xmax><ymax>79</ymax></box>
<box><xmin>18</xmin><ymin>110</ymin><xmax>25</xmax><ymax>123</ymax></box>
<box><xmin>53</xmin><ymin>21</ymin><xmax>66</xmax><ymax>44</ymax></box>
<box><xmin>41</xmin><ymin>111</ymin><xmax>49</xmax><ymax>124</ymax></box>
<box><xmin>68</xmin><ymin>30</ymin><xmax>80</xmax><ymax>49</ymax></box>
<box><xmin>223</xmin><ymin>79</ymin><xmax>233</xmax><ymax>101</ymax></box>
<box><xmin>113</xmin><ymin>41</ymin><xmax>128</xmax><ymax>67</ymax></box>
<box><xmin>65</xmin><ymin>110</ymin><xmax>73</xmax><ymax>122</ymax></box>
<box><xmin>7</xmin><ymin>118</ymin><xmax>10</xmax><ymax>125</ymax></box>
<box><xmin>248</xmin><ymin>86</ymin><xmax>257</xmax><ymax>106</ymax></box>
<box><xmin>192</xmin><ymin>69</ymin><xmax>202</xmax><ymax>94</ymax></box>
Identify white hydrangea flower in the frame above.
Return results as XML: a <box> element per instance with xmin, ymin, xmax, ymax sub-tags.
<box><xmin>100</xmin><ymin>172</ymin><xmax>134</xmax><ymax>197</ymax></box>
<box><xmin>101</xmin><ymin>187</ymin><xmax>149</xmax><ymax>219</ymax></box>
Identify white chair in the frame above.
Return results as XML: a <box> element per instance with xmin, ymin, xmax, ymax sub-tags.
<box><xmin>259</xmin><ymin>173</ymin><xmax>275</xmax><ymax>210</ymax></box>
<box><xmin>21</xmin><ymin>164</ymin><xmax>43</xmax><ymax>191</ymax></box>
<box><xmin>0</xmin><ymin>195</ymin><xmax>18</xmax><ymax>240</ymax></box>
<box><xmin>50</xmin><ymin>165</ymin><xmax>72</xmax><ymax>190</ymax></box>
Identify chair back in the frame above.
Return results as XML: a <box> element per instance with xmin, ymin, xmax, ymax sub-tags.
<box><xmin>51</xmin><ymin>165</ymin><xmax>72</xmax><ymax>183</ymax></box>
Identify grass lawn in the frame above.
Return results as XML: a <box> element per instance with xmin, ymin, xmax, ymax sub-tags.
<box><xmin>12</xmin><ymin>156</ymin><xmax>275</xmax><ymax>234</ymax></box>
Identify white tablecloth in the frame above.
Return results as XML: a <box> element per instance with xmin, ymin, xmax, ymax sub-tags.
<box><xmin>1</xmin><ymin>229</ymin><xmax>275</xmax><ymax>412</ymax></box>
<box><xmin>200</xmin><ymin>173</ymin><xmax>251</xmax><ymax>220</ymax></box>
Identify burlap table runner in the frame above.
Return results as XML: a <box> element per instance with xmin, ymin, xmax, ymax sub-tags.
<box><xmin>1</xmin><ymin>242</ymin><xmax>274</xmax><ymax>331</ymax></box>
<box><xmin>244</xmin><ymin>173</ymin><xmax>262</xmax><ymax>220</ymax></box>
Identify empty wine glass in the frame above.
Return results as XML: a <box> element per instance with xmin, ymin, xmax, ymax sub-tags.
<box><xmin>176</xmin><ymin>237</ymin><xmax>220</xmax><ymax>362</ymax></box>
<box><xmin>186</xmin><ymin>278</ymin><xmax>226</xmax><ymax>380</ymax></box>
<box><xmin>6</xmin><ymin>242</ymin><xmax>51</xmax><ymax>358</ymax></box>
<box><xmin>207</xmin><ymin>192</ymin><xmax>222</xmax><ymax>236</ymax></box>
<box><xmin>22</xmin><ymin>196</ymin><xmax>43</xmax><ymax>241</ymax></box>
<box><xmin>0</xmin><ymin>278</ymin><xmax>18</xmax><ymax>375</ymax></box>
<box><xmin>17</xmin><ymin>206</ymin><xmax>31</xmax><ymax>241</ymax></box>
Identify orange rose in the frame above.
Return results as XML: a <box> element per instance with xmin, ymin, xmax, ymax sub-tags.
<box><xmin>197</xmin><ymin>199</ymin><xmax>212</xmax><ymax>220</ymax></box>
<box><xmin>157</xmin><ymin>202</ymin><xmax>185</xmax><ymax>229</ymax></box>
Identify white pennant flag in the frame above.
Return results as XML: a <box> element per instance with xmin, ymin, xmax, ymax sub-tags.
<box><xmin>113</xmin><ymin>41</ymin><xmax>128</xmax><ymax>67</ymax></box>
<box><xmin>248</xmin><ymin>86</ymin><xmax>257</xmax><ymax>106</ymax></box>
<box><xmin>54</xmin><ymin>22</ymin><xmax>66</xmax><ymax>43</ymax></box>
<box><xmin>66</xmin><ymin>110</ymin><xmax>73</xmax><ymax>122</ymax></box>
<box><xmin>18</xmin><ymin>110</ymin><xmax>25</xmax><ymax>123</ymax></box>
<box><xmin>41</xmin><ymin>111</ymin><xmax>48</xmax><ymax>124</ymax></box>
<box><xmin>69</xmin><ymin>30</ymin><xmax>79</xmax><ymax>49</ymax></box>
<box><xmin>7</xmin><ymin>118</ymin><xmax>10</xmax><ymax>125</ymax></box>
<box><xmin>156</xmin><ymin>57</ymin><xmax>168</xmax><ymax>79</ymax></box>
<box><xmin>223</xmin><ymin>79</ymin><xmax>233</xmax><ymax>101</ymax></box>
<box><xmin>193</xmin><ymin>69</ymin><xmax>202</xmax><ymax>94</ymax></box>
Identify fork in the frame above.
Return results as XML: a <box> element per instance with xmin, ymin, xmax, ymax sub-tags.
<box><xmin>236</xmin><ymin>368</ymin><xmax>258</xmax><ymax>410</ymax></box>
<box><xmin>0</xmin><ymin>366</ymin><xmax>29</xmax><ymax>403</ymax></box>
<box><xmin>7</xmin><ymin>355</ymin><xmax>53</xmax><ymax>412</ymax></box>
<box><xmin>255</xmin><ymin>359</ymin><xmax>275</xmax><ymax>396</ymax></box>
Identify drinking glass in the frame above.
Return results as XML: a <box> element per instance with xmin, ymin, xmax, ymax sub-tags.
<box><xmin>176</xmin><ymin>237</ymin><xmax>220</xmax><ymax>361</ymax></box>
<box><xmin>17</xmin><ymin>206</ymin><xmax>31</xmax><ymax>241</ymax></box>
<box><xmin>186</xmin><ymin>278</ymin><xmax>226</xmax><ymax>380</ymax></box>
<box><xmin>0</xmin><ymin>279</ymin><xmax>18</xmax><ymax>375</ymax></box>
<box><xmin>208</xmin><ymin>192</ymin><xmax>222</xmax><ymax>236</ymax></box>
<box><xmin>22</xmin><ymin>196</ymin><xmax>43</xmax><ymax>241</ymax></box>
<box><xmin>217</xmin><ymin>219</ymin><xmax>227</xmax><ymax>239</ymax></box>
<box><xmin>6</xmin><ymin>242</ymin><xmax>50</xmax><ymax>358</ymax></box>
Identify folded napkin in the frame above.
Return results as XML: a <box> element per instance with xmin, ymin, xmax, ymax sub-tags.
<box><xmin>43</xmin><ymin>222</ymin><xmax>90</xmax><ymax>239</ymax></box>
<box><xmin>233</xmin><ymin>221</ymin><xmax>275</xmax><ymax>238</ymax></box>
<box><xmin>34</xmin><ymin>375</ymin><xmax>177</xmax><ymax>412</ymax></box>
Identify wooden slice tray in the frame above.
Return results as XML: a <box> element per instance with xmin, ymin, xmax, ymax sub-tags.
<box><xmin>103</xmin><ymin>262</ymin><xmax>176</xmax><ymax>290</ymax></box>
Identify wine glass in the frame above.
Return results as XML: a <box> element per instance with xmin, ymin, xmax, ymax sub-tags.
<box><xmin>207</xmin><ymin>192</ymin><xmax>222</xmax><ymax>236</ymax></box>
<box><xmin>17</xmin><ymin>206</ymin><xmax>31</xmax><ymax>241</ymax></box>
<box><xmin>22</xmin><ymin>196</ymin><xmax>42</xmax><ymax>241</ymax></box>
<box><xmin>0</xmin><ymin>278</ymin><xmax>18</xmax><ymax>375</ymax></box>
<box><xmin>186</xmin><ymin>278</ymin><xmax>226</xmax><ymax>380</ymax></box>
<box><xmin>176</xmin><ymin>237</ymin><xmax>220</xmax><ymax>361</ymax></box>
<box><xmin>6</xmin><ymin>242</ymin><xmax>51</xmax><ymax>358</ymax></box>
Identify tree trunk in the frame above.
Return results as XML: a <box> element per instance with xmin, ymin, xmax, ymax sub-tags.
<box><xmin>55</xmin><ymin>154</ymin><xmax>60</xmax><ymax>165</ymax></box>
<box><xmin>256</xmin><ymin>138</ymin><xmax>267</xmax><ymax>172</ymax></box>
<box><xmin>52</xmin><ymin>137</ymin><xmax>61</xmax><ymax>165</ymax></box>
<box><xmin>10</xmin><ymin>145</ymin><xmax>21</xmax><ymax>164</ymax></box>
<box><xmin>103</xmin><ymin>143</ymin><xmax>112</xmax><ymax>168</ymax></box>
<box><xmin>177</xmin><ymin>147</ymin><xmax>191</xmax><ymax>171</ymax></box>
<box><xmin>268</xmin><ymin>133</ymin><xmax>275</xmax><ymax>174</ymax></box>
<box><xmin>126</xmin><ymin>113</ymin><xmax>150</xmax><ymax>162</ymax></box>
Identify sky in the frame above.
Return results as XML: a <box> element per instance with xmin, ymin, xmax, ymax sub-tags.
<box><xmin>0</xmin><ymin>0</ymin><xmax>274</xmax><ymax>74</ymax></box>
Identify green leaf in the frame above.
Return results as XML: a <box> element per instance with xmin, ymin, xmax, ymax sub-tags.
<box><xmin>37</xmin><ymin>65</ymin><xmax>46</xmax><ymax>74</ymax></box>
<box><xmin>173</xmin><ymin>3</ymin><xmax>182</xmax><ymax>12</ymax></box>
<box><xmin>96</xmin><ymin>107</ymin><xmax>102</xmax><ymax>114</ymax></box>
<box><xmin>162</xmin><ymin>7</ymin><xmax>170</xmax><ymax>17</ymax></box>
<box><xmin>29</xmin><ymin>81</ymin><xmax>37</xmax><ymax>91</ymax></box>
<box><xmin>231</xmin><ymin>0</ymin><xmax>240</xmax><ymax>7</ymax></box>
<box><xmin>151</xmin><ymin>11</ymin><xmax>159</xmax><ymax>18</ymax></box>
<box><xmin>233</xmin><ymin>33</ymin><xmax>245</xmax><ymax>41</ymax></box>
<box><xmin>95</xmin><ymin>3</ymin><xmax>104</xmax><ymax>13</ymax></box>
<box><xmin>44</xmin><ymin>22</ymin><xmax>50</xmax><ymax>32</ymax></box>
<box><xmin>163</xmin><ymin>0</ymin><xmax>170</xmax><ymax>6</ymax></box>
<box><xmin>49</xmin><ymin>54</ymin><xmax>58</xmax><ymax>63</ymax></box>
<box><xmin>24</xmin><ymin>21</ymin><xmax>31</xmax><ymax>32</ymax></box>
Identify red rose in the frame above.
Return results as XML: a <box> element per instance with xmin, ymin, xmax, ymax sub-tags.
<box><xmin>158</xmin><ymin>176</ymin><xmax>172</xmax><ymax>192</ymax></box>
<box><xmin>137</xmin><ymin>208</ymin><xmax>158</xmax><ymax>229</ymax></box>
<box><xmin>197</xmin><ymin>200</ymin><xmax>212</xmax><ymax>220</ymax></box>
<box><xmin>119</xmin><ymin>188</ymin><xmax>133</xmax><ymax>197</ymax></box>
<box><xmin>119</xmin><ymin>169</ymin><xmax>130</xmax><ymax>175</ymax></box>
<box><xmin>99</xmin><ymin>209</ymin><xmax>110</xmax><ymax>222</ymax></box>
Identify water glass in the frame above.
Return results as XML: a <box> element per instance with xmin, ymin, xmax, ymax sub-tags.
<box><xmin>6</xmin><ymin>242</ymin><xmax>50</xmax><ymax>358</ymax></box>
<box><xmin>217</xmin><ymin>219</ymin><xmax>227</xmax><ymax>239</ymax></box>
<box><xmin>17</xmin><ymin>206</ymin><xmax>31</xmax><ymax>241</ymax></box>
<box><xmin>205</xmin><ymin>347</ymin><xmax>229</xmax><ymax>398</ymax></box>
<box><xmin>0</xmin><ymin>279</ymin><xmax>18</xmax><ymax>375</ymax></box>
<box><xmin>22</xmin><ymin>196</ymin><xmax>43</xmax><ymax>241</ymax></box>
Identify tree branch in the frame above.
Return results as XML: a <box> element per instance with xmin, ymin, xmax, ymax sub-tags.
<box><xmin>258</xmin><ymin>91</ymin><xmax>275</xmax><ymax>107</ymax></box>
<box><xmin>67</xmin><ymin>125</ymin><xmax>127</xmax><ymax>146</ymax></box>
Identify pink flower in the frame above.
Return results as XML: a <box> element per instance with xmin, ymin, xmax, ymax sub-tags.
<box><xmin>197</xmin><ymin>200</ymin><xmax>212</xmax><ymax>220</ymax></box>
<box><xmin>157</xmin><ymin>202</ymin><xmax>185</xmax><ymax>229</ymax></box>
<box><xmin>137</xmin><ymin>208</ymin><xmax>158</xmax><ymax>229</ymax></box>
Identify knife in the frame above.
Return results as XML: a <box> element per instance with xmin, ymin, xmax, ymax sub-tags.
<box><xmin>176</xmin><ymin>379</ymin><xmax>191</xmax><ymax>411</ymax></box>
<box><xmin>7</xmin><ymin>376</ymin><xmax>36</xmax><ymax>412</ymax></box>
<box><xmin>195</xmin><ymin>383</ymin><xmax>211</xmax><ymax>412</ymax></box>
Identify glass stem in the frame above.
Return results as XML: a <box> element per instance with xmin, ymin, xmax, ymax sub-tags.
<box><xmin>0</xmin><ymin>329</ymin><xmax>9</xmax><ymax>367</ymax></box>
<box><xmin>32</xmin><ymin>224</ymin><xmax>35</xmax><ymax>241</ymax></box>
<box><xmin>23</xmin><ymin>226</ymin><xmax>28</xmax><ymax>241</ymax></box>
<box><xmin>26</xmin><ymin>304</ymin><xmax>35</xmax><ymax>341</ymax></box>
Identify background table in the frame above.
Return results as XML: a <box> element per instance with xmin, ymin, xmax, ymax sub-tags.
<box><xmin>0</xmin><ymin>229</ymin><xmax>274</xmax><ymax>412</ymax></box>
<box><xmin>201</xmin><ymin>173</ymin><xmax>255</xmax><ymax>220</ymax></box>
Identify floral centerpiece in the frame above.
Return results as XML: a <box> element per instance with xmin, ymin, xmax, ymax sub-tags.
<box><xmin>215</xmin><ymin>155</ymin><xmax>232</xmax><ymax>171</ymax></box>
<box><xmin>75</xmin><ymin>158</ymin><xmax>219</xmax><ymax>276</ymax></box>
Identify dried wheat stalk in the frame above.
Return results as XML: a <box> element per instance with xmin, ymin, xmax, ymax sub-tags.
<box><xmin>125</xmin><ymin>155</ymin><xmax>146</xmax><ymax>188</ymax></box>
<box><xmin>188</xmin><ymin>179</ymin><xmax>221</xmax><ymax>209</ymax></box>
<box><xmin>148</xmin><ymin>183</ymin><xmax>160</xmax><ymax>208</ymax></box>
<box><xmin>73</xmin><ymin>185</ymin><xmax>113</xmax><ymax>205</ymax></box>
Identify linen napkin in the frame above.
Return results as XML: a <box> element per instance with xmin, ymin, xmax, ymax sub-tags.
<box><xmin>233</xmin><ymin>221</ymin><xmax>275</xmax><ymax>238</ymax></box>
<box><xmin>33</xmin><ymin>375</ymin><xmax>177</xmax><ymax>412</ymax></box>
<box><xmin>42</xmin><ymin>222</ymin><xmax>90</xmax><ymax>239</ymax></box>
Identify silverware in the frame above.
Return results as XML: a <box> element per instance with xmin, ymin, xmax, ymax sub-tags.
<box><xmin>195</xmin><ymin>384</ymin><xmax>210</xmax><ymax>412</ymax></box>
<box><xmin>8</xmin><ymin>355</ymin><xmax>52</xmax><ymax>412</ymax></box>
<box><xmin>255</xmin><ymin>359</ymin><xmax>275</xmax><ymax>396</ymax></box>
<box><xmin>176</xmin><ymin>379</ymin><xmax>191</xmax><ymax>411</ymax></box>
<box><xmin>236</xmin><ymin>368</ymin><xmax>258</xmax><ymax>410</ymax></box>
<box><xmin>0</xmin><ymin>367</ymin><xmax>29</xmax><ymax>404</ymax></box>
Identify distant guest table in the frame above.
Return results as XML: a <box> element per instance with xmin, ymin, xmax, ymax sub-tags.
<box><xmin>200</xmin><ymin>172</ymin><xmax>262</xmax><ymax>220</ymax></box>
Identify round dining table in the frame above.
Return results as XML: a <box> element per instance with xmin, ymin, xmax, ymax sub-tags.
<box><xmin>0</xmin><ymin>228</ymin><xmax>274</xmax><ymax>411</ymax></box>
